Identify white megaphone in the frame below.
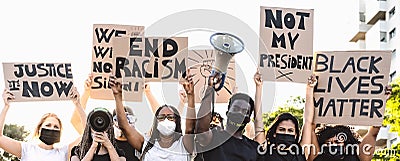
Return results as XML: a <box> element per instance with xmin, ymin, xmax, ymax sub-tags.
<box><xmin>210</xmin><ymin>32</ymin><xmax>244</xmax><ymax>91</ymax></box>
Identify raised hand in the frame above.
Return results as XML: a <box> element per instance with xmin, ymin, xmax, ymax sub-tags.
<box><xmin>307</xmin><ymin>74</ymin><xmax>317</xmax><ymax>87</ymax></box>
<box><xmin>84</xmin><ymin>74</ymin><xmax>93</xmax><ymax>91</ymax></box>
<box><xmin>69</xmin><ymin>87</ymin><xmax>80</xmax><ymax>105</ymax></box>
<box><xmin>182</xmin><ymin>69</ymin><xmax>194</xmax><ymax>96</ymax></box>
<box><xmin>253</xmin><ymin>69</ymin><xmax>262</xmax><ymax>87</ymax></box>
<box><xmin>2</xmin><ymin>89</ymin><xmax>14</xmax><ymax>107</ymax></box>
<box><xmin>109</xmin><ymin>75</ymin><xmax>122</xmax><ymax>96</ymax></box>
<box><xmin>385</xmin><ymin>85</ymin><xmax>392</xmax><ymax>101</ymax></box>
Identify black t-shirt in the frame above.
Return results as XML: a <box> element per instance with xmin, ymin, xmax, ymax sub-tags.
<box><xmin>195</xmin><ymin>128</ymin><xmax>262</xmax><ymax>161</ymax></box>
<box><xmin>260</xmin><ymin>143</ymin><xmax>306</xmax><ymax>161</ymax></box>
<box><xmin>116</xmin><ymin>140</ymin><xmax>140</xmax><ymax>161</ymax></box>
<box><xmin>71</xmin><ymin>145</ymin><xmax>125</xmax><ymax>161</ymax></box>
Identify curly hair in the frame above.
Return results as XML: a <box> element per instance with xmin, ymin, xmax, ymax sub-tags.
<box><xmin>315</xmin><ymin>125</ymin><xmax>361</xmax><ymax>147</ymax></box>
<box><xmin>140</xmin><ymin>104</ymin><xmax>182</xmax><ymax>161</ymax></box>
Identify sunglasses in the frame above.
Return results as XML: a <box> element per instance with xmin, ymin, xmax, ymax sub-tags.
<box><xmin>156</xmin><ymin>114</ymin><xmax>176</xmax><ymax>121</ymax></box>
<box><xmin>113</xmin><ymin>114</ymin><xmax>136</xmax><ymax>124</ymax></box>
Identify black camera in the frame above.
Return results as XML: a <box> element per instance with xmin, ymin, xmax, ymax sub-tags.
<box><xmin>88</xmin><ymin>107</ymin><xmax>112</xmax><ymax>132</ymax></box>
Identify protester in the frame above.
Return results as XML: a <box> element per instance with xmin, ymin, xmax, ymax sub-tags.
<box><xmin>308</xmin><ymin>86</ymin><xmax>393</xmax><ymax>161</ymax></box>
<box><xmin>194</xmin><ymin>72</ymin><xmax>262</xmax><ymax>161</ymax></box>
<box><xmin>70</xmin><ymin>107</ymin><xmax>125</xmax><ymax>161</ymax></box>
<box><xmin>109</xmin><ymin>69</ymin><xmax>196</xmax><ymax>161</ymax></box>
<box><xmin>0</xmin><ymin>87</ymin><xmax>86</xmax><ymax>161</ymax></box>
<box><xmin>112</xmin><ymin>107</ymin><xmax>140</xmax><ymax>161</ymax></box>
<box><xmin>71</xmin><ymin>74</ymin><xmax>140</xmax><ymax>161</ymax></box>
<box><xmin>253</xmin><ymin>71</ymin><xmax>317</xmax><ymax>161</ymax></box>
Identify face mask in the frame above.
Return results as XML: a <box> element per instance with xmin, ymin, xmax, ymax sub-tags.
<box><xmin>226</xmin><ymin>112</ymin><xmax>249</xmax><ymax>132</ymax></box>
<box><xmin>114</xmin><ymin>125</ymin><xmax>124</xmax><ymax>138</ymax></box>
<box><xmin>39</xmin><ymin>128</ymin><xmax>61</xmax><ymax>145</ymax></box>
<box><xmin>275</xmin><ymin>133</ymin><xmax>296</xmax><ymax>147</ymax></box>
<box><xmin>157</xmin><ymin>119</ymin><xmax>176</xmax><ymax>136</ymax></box>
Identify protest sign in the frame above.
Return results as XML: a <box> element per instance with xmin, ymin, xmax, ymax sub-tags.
<box><xmin>313</xmin><ymin>51</ymin><xmax>392</xmax><ymax>126</ymax></box>
<box><xmin>3</xmin><ymin>62</ymin><xmax>74</xmax><ymax>102</ymax></box>
<box><xmin>259</xmin><ymin>7</ymin><xmax>314</xmax><ymax>83</ymax></box>
<box><xmin>187</xmin><ymin>49</ymin><xmax>236</xmax><ymax>103</ymax></box>
<box><xmin>91</xmin><ymin>24</ymin><xmax>144</xmax><ymax>100</ymax></box>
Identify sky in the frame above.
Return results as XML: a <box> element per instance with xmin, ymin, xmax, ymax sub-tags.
<box><xmin>0</xmin><ymin>0</ymin><xmax>358</xmax><ymax>145</ymax></box>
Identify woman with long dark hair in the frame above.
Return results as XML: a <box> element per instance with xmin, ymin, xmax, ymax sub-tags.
<box><xmin>70</xmin><ymin>107</ymin><xmax>125</xmax><ymax>161</ymax></box>
<box><xmin>254</xmin><ymin>72</ymin><xmax>317</xmax><ymax>161</ymax></box>
<box><xmin>109</xmin><ymin>70</ymin><xmax>195</xmax><ymax>161</ymax></box>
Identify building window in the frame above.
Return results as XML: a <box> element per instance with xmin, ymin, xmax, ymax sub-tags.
<box><xmin>389</xmin><ymin>7</ymin><xmax>395</xmax><ymax>19</ymax></box>
<box><xmin>380</xmin><ymin>32</ymin><xmax>387</xmax><ymax>42</ymax></box>
<box><xmin>359</xmin><ymin>12</ymin><xmax>365</xmax><ymax>22</ymax></box>
<box><xmin>389</xmin><ymin>28</ymin><xmax>396</xmax><ymax>40</ymax></box>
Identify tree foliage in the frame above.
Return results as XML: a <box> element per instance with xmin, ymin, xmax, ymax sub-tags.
<box><xmin>262</xmin><ymin>96</ymin><xmax>305</xmax><ymax>130</ymax></box>
<box><xmin>383</xmin><ymin>76</ymin><xmax>400</xmax><ymax>135</ymax></box>
<box><xmin>0</xmin><ymin>124</ymin><xmax>30</xmax><ymax>161</ymax></box>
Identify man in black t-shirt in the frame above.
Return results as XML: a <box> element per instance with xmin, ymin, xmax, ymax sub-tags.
<box><xmin>112</xmin><ymin>107</ymin><xmax>140</xmax><ymax>161</ymax></box>
<box><xmin>194</xmin><ymin>74</ymin><xmax>262</xmax><ymax>161</ymax></box>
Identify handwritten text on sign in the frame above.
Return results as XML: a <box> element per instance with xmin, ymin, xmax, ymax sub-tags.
<box><xmin>91</xmin><ymin>24</ymin><xmax>144</xmax><ymax>100</ymax></box>
<box><xmin>3</xmin><ymin>63</ymin><xmax>74</xmax><ymax>102</ymax></box>
<box><xmin>313</xmin><ymin>51</ymin><xmax>391</xmax><ymax>126</ymax></box>
<box><xmin>259</xmin><ymin>7</ymin><xmax>314</xmax><ymax>83</ymax></box>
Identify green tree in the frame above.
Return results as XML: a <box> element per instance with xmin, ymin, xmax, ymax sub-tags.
<box><xmin>383</xmin><ymin>76</ymin><xmax>400</xmax><ymax>135</ymax></box>
<box><xmin>0</xmin><ymin>124</ymin><xmax>30</xmax><ymax>161</ymax></box>
<box><xmin>262</xmin><ymin>96</ymin><xmax>305</xmax><ymax>130</ymax></box>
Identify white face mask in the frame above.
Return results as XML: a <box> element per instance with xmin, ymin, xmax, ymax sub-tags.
<box><xmin>157</xmin><ymin>119</ymin><xmax>176</xmax><ymax>136</ymax></box>
<box><xmin>114</xmin><ymin>125</ymin><xmax>123</xmax><ymax>138</ymax></box>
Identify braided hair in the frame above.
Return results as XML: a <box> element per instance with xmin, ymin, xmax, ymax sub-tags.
<box><xmin>140</xmin><ymin>105</ymin><xmax>182</xmax><ymax>161</ymax></box>
<box><xmin>74</xmin><ymin>108</ymin><xmax>118</xmax><ymax>160</ymax></box>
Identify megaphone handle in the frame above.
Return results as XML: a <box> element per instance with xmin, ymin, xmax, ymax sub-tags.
<box><xmin>214</xmin><ymin>74</ymin><xmax>226</xmax><ymax>91</ymax></box>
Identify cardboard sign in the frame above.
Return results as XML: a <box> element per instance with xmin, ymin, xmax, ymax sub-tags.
<box><xmin>140</xmin><ymin>37</ymin><xmax>188</xmax><ymax>82</ymax></box>
<box><xmin>91</xmin><ymin>24</ymin><xmax>144</xmax><ymax>100</ymax></box>
<box><xmin>112</xmin><ymin>37</ymin><xmax>145</xmax><ymax>102</ymax></box>
<box><xmin>313</xmin><ymin>51</ymin><xmax>392</xmax><ymax>126</ymax></box>
<box><xmin>3</xmin><ymin>62</ymin><xmax>74</xmax><ymax>102</ymax></box>
<box><xmin>188</xmin><ymin>49</ymin><xmax>236</xmax><ymax>103</ymax></box>
<box><xmin>259</xmin><ymin>7</ymin><xmax>314</xmax><ymax>83</ymax></box>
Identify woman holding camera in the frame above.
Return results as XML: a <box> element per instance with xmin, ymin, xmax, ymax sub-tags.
<box><xmin>70</xmin><ymin>107</ymin><xmax>126</xmax><ymax>161</ymax></box>
<box><xmin>0</xmin><ymin>87</ymin><xmax>86</xmax><ymax>161</ymax></box>
<box><xmin>109</xmin><ymin>69</ymin><xmax>196</xmax><ymax>161</ymax></box>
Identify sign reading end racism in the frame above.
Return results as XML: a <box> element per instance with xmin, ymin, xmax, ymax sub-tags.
<box><xmin>2</xmin><ymin>62</ymin><xmax>74</xmax><ymax>102</ymax></box>
<box><xmin>259</xmin><ymin>6</ymin><xmax>314</xmax><ymax>83</ymax></box>
<box><xmin>313</xmin><ymin>51</ymin><xmax>392</xmax><ymax>126</ymax></box>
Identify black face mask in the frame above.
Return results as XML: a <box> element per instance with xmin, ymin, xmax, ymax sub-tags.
<box><xmin>275</xmin><ymin>133</ymin><xmax>296</xmax><ymax>147</ymax></box>
<box><xmin>314</xmin><ymin>145</ymin><xmax>345</xmax><ymax>161</ymax></box>
<box><xmin>226</xmin><ymin>112</ymin><xmax>249</xmax><ymax>132</ymax></box>
<box><xmin>39</xmin><ymin>128</ymin><xmax>61</xmax><ymax>145</ymax></box>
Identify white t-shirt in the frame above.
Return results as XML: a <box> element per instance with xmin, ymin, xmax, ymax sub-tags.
<box><xmin>141</xmin><ymin>135</ymin><xmax>190</xmax><ymax>161</ymax></box>
<box><xmin>21</xmin><ymin>142</ymin><xmax>69</xmax><ymax>161</ymax></box>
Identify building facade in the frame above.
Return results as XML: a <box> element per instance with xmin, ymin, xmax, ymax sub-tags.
<box><xmin>350</xmin><ymin>0</ymin><xmax>400</xmax><ymax>155</ymax></box>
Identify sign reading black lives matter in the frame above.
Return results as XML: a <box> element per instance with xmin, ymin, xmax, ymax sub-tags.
<box><xmin>2</xmin><ymin>62</ymin><xmax>74</xmax><ymax>102</ymax></box>
<box><xmin>259</xmin><ymin>7</ymin><xmax>314</xmax><ymax>83</ymax></box>
<box><xmin>313</xmin><ymin>51</ymin><xmax>391</xmax><ymax>126</ymax></box>
<box><xmin>91</xmin><ymin>24</ymin><xmax>144</xmax><ymax>100</ymax></box>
